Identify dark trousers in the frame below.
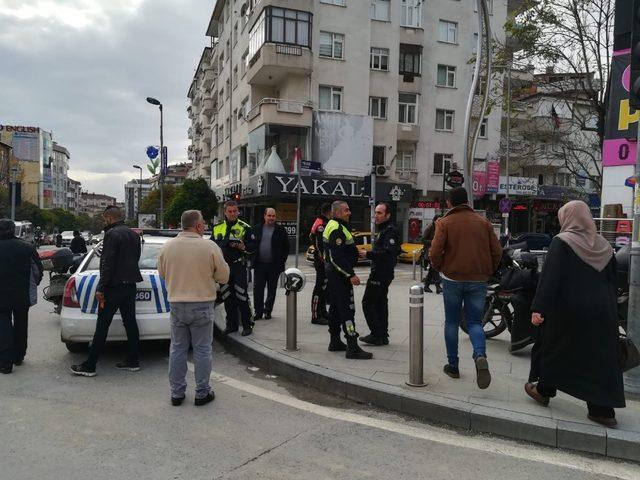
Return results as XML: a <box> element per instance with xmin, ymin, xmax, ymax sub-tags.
<box><xmin>311</xmin><ymin>261</ymin><xmax>328</xmax><ymax>321</ymax></box>
<box><xmin>253</xmin><ymin>262</ymin><xmax>280</xmax><ymax>316</ymax></box>
<box><xmin>362</xmin><ymin>275</ymin><xmax>391</xmax><ymax>339</ymax></box>
<box><xmin>536</xmin><ymin>383</ymin><xmax>615</xmax><ymax>418</ymax></box>
<box><xmin>327</xmin><ymin>269</ymin><xmax>358</xmax><ymax>338</ymax></box>
<box><xmin>0</xmin><ymin>304</ymin><xmax>29</xmax><ymax>367</ymax></box>
<box><xmin>85</xmin><ymin>284</ymin><xmax>139</xmax><ymax>369</ymax></box>
<box><xmin>221</xmin><ymin>262</ymin><xmax>253</xmax><ymax>330</ymax></box>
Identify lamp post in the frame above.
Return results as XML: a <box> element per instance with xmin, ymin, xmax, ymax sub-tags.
<box><xmin>10</xmin><ymin>166</ymin><xmax>18</xmax><ymax>220</ymax></box>
<box><xmin>146</xmin><ymin>97</ymin><xmax>164</xmax><ymax>228</ymax></box>
<box><xmin>133</xmin><ymin>165</ymin><xmax>143</xmax><ymax>226</ymax></box>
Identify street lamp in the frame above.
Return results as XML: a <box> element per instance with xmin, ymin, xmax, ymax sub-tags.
<box><xmin>146</xmin><ymin>96</ymin><xmax>164</xmax><ymax>228</ymax></box>
<box><xmin>133</xmin><ymin>165</ymin><xmax>143</xmax><ymax>226</ymax></box>
<box><xmin>10</xmin><ymin>166</ymin><xmax>18</xmax><ymax>220</ymax></box>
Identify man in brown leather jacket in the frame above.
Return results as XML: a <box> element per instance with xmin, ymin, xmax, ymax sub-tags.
<box><xmin>429</xmin><ymin>187</ymin><xmax>502</xmax><ymax>389</ymax></box>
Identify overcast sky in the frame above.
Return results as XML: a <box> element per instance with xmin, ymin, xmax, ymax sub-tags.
<box><xmin>0</xmin><ymin>0</ymin><xmax>212</xmax><ymax>201</ymax></box>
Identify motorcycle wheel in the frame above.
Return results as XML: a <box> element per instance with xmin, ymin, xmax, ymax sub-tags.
<box><xmin>460</xmin><ymin>299</ymin><xmax>509</xmax><ymax>338</ymax></box>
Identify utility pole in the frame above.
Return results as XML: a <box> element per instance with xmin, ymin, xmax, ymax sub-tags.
<box><xmin>504</xmin><ymin>63</ymin><xmax>512</xmax><ymax>234</ymax></box>
<box><xmin>159</xmin><ymin>104</ymin><xmax>164</xmax><ymax>229</ymax></box>
<box><xmin>370</xmin><ymin>169</ymin><xmax>376</xmax><ymax>235</ymax></box>
<box><xmin>10</xmin><ymin>166</ymin><xmax>18</xmax><ymax>221</ymax></box>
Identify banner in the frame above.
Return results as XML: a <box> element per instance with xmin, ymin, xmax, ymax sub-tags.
<box><xmin>603</xmin><ymin>49</ymin><xmax>637</xmax><ymax>166</ymax></box>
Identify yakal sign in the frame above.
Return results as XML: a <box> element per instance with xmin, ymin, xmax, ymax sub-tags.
<box><xmin>274</xmin><ymin>175</ymin><xmax>364</xmax><ymax>197</ymax></box>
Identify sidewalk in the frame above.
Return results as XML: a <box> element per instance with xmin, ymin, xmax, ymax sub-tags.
<box><xmin>214</xmin><ymin>257</ymin><xmax>640</xmax><ymax>462</ymax></box>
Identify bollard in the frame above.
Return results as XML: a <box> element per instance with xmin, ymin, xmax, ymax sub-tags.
<box><xmin>285</xmin><ymin>291</ymin><xmax>297</xmax><ymax>351</ymax></box>
<box><xmin>406</xmin><ymin>284</ymin><xmax>427</xmax><ymax>387</ymax></box>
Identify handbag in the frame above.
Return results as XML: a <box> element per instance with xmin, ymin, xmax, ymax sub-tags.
<box><xmin>618</xmin><ymin>335</ymin><xmax>640</xmax><ymax>372</ymax></box>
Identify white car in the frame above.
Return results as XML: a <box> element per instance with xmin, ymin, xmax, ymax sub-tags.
<box><xmin>60</xmin><ymin>234</ymin><xmax>171</xmax><ymax>352</ymax></box>
<box><xmin>60</xmin><ymin>230</ymin><xmax>75</xmax><ymax>247</ymax></box>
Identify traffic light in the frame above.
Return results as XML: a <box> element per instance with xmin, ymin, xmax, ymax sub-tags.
<box><xmin>630</xmin><ymin>0</ymin><xmax>640</xmax><ymax>109</ymax></box>
<box><xmin>225</xmin><ymin>192</ymin><xmax>241</xmax><ymax>202</ymax></box>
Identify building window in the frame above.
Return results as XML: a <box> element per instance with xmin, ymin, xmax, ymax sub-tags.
<box><xmin>234</xmin><ymin>22</ymin><xmax>238</xmax><ymax>45</ymax></box>
<box><xmin>319</xmin><ymin>85</ymin><xmax>343</xmax><ymax>111</ymax></box>
<box><xmin>213</xmin><ymin>160</ymin><xmax>220</xmax><ymax>179</ymax></box>
<box><xmin>225</xmin><ymin>118</ymin><xmax>231</xmax><ymax>137</ymax></box>
<box><xmin>398</xmin><ymin>93</ymin><xmax>418</xmax><ymax>124</ymax></box>
<box><xmin>319</xmin><ymin>31</ymin><xmax>344</xmax><ymax>59</ymax></box>
<box><xmin>438</xmin><ymin>20</ymin><xmax>458</xmax><ymax>44</ymax></box>
<box><xmin>436</xmin><ymin>64</ymin><xmax>456</xmax><ymax>87</ymax></box>
<box><xmin>219</xmin><ymin>88</ymin><xmax>224</xmax><ymax>105</ymax></box>
<box><xmin>396</xmin><ymin>150</ymin><xmax>416</xmax><ymax>172</ymax></box>
<box><xmin>248</xmin><ymin>7</ymin><xmax>312</xmax><ymax>61</ymax></box>
<box><xmin>373</xmin><ymin>146</ymin><xmax>386</xmax><ymax>166</ymax></box>
<box><xmin>399</xmin><ymin>44</ymin><xmax>422</xmax><ymax>76</ymax></box>
<box><xmin>370</xmin><ymin>47</ymin><xmax>389</xmax><ymax>71</ymax></box>
<box><xmin>321</xmin><ymin>0</ymin><xmax>346</xmax><ymax>5</ymax></box>
<box><xmin>369</xmin><ymin>97</ymin><xmax>388</xmax><ymax>119</ymax></box>
<box><xmin>433</xmin><ymin>153</ymin><xmax>453</xmax><ymax>174</ymax></box>
<box><xmin>219</xmin><ymin>125</ymin><xmax>224</xmax><ymax>144</ymax></box>
<box><xmin>241</xmin><ymin>50</ymin><xmax>248</xmax><ymax>77</ymax></box>
<box><xmin>233</xmin><ymin>109</ymin><xmax>238</xmax><ymax>131</ymax></box>
<box><xmin>371</xmin><ymin>0</ymin><xmax>390</xmax><ymax>21</ymax></box>
<box><xmin>401</xmin><ymin>0</ymin><xmax>422</xmax><ymax>28</ymax></box>
<box><xmin>233</xmin><ymin>66</ymin><xmax>238</xmax><ymax>88</ymax></box>
<box><xmin>226</xmin><ymin>39</ymin><xmax>231</xmax><ymax>60</ymax></box>
<box><xmin>435</xmin><ymin>109</ymin><xmax>455</xmax><ymax>131</ymax></box>
<box><xmin>479</xmin><ymin>118</ymin><xmax>488</xmax><ymax>138</ymax></box>
<box><xmin>474</xmin><ymin>0</ymin><xmax>493</xmax><ymax>14</ymax></box>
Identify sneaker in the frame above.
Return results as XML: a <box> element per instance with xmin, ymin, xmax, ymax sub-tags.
<box><xmin>195</xmin><ymin>391</ymin><xmax>215</xmax><ymax>406</ymax></box>
<box><xmin>241</xmin><ymin>327</ymin><xmax>253</xmax><ymax>336</ymax></box>
<box><xmin>171</xmin><ymin>396</ymin><xmax>185</xmax><ymax>406</ymax></box>
<box><xmin>264</xmin><ymin>313</ymin><xmax>272</xmax><ymax>320</ymax></box>
<box><xmin>0</xmin><ymin>364</ymin><xmax>12</xmax><ymax>375</ymax></box>
<box><xmin>474</xmin><ymin>356</ymin><xmax>491</xmax><ymax>389</ymax></box>
<box><xmin>70</xmin><ymin>363</ymin><xmax>96</xmax><ymax>377</ymax></box>
<box><xmin>359</xmin><ymin>334</ymin><xmax>386</xmax><ymax>346</ymax></box>
<box><xmin>443</xmin><ymin>364</ymin><xmax>460</xmax><ymax>378</ymax></box>
<box><xmin>424</xmin><ymin>285</ymin><xmax>433</xmax><ymax>293</ymax></box>
<box><xmin>116</xmin><ymin>361</ymin><xmax>140</xmax><ymax>372</ymax></box>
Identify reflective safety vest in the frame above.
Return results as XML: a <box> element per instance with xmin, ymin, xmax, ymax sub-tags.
<box><xmin>212</xmin><ymin>219</ymin><xmax>251</xmax><ymax>242</ymax></box>
<box><xmin>322</xmin><ymin>220</ymin><xmax>354</xmax><ymax>260</ymax></box>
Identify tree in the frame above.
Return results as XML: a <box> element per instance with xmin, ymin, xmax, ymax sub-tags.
<box><xmin>138</xmin><ymin>184</ymin><xmax>178</xmax><ymax>227</ymax></box>
<box><xmin>506</xmin><ymin>0</ymin><xmax>613</xmax><ymax>147</ymax></box>
<box><xmin>165</xmin><ymin>178</ymin><xmax>218</xmax><ymax>227</ymax></box>
<box><xmin>15</xmin><ymin>201</ymin><xmax>48</xmax><ymax>227</ymax></box>
<box><xmin>76</xmin><ymin>213</ymin><xmax>105</xmax><ymax>233</ymax></box>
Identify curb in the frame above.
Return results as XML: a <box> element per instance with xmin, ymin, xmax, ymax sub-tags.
<box><xmin>213</xmin><ymin>322</ymin><xmax>640</xmax><ymax>463</ymax></box>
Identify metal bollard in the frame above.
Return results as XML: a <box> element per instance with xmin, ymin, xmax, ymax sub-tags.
<box><xmin>406</xmin><ymin>284</ymin><xmax>427</xmax><ymax>387</ymax></box>
<box><xmin>285</xmin><ymin>291</ymin><xmax>297</xmax><ymax>351</ymax></box>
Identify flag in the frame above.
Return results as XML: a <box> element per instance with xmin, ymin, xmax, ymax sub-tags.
<box><xmin>291</xmin><ymin>146</ymin><xmax>302</xmax><ymax>174</ymax></box>
<box><xmin>551</xmin><ymin>105</ymin><xmax>560</xmax><ymax>129</ymax></box>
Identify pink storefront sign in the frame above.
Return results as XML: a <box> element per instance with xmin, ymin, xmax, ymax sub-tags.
<box><xmin>473</xmin><ymin>170</ymin><xmax>487</xmax><ymax>199</ymax></box>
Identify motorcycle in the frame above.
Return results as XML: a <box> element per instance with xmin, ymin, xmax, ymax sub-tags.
<box><xmin>39</xmin><ymin>248</ymin><xmax>84</xmax><ymax>314</ymax></box>
<box><xmin>460</xmin><ymin>248</ymin><xmax>540</xmax><ymax>353</ymax></box>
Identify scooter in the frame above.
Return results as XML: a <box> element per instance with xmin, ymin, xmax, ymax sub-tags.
<box><xmin>39</xmin><ymin>248</ymin><xmax>84</xmax><ymax>314</ymax></box>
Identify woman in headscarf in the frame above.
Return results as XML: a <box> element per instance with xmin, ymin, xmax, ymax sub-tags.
<box><xmin>524</xmin><ymin>201</ymin><xmax>625</xmax><ymax>426</ymax></box>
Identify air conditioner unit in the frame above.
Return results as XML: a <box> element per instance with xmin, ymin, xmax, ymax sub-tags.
<box><xmin>375</xmin><ymin>165</ymin><xmax>389</xmax><ymax>177</ymax></box>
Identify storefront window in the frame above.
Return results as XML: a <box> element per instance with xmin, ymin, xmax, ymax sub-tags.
<box><xmin>248</xmin><ymin>124</ymin><xmax>310</xmax><ymax>175</ymax></box>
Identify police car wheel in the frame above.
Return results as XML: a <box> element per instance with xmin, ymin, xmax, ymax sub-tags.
<box><xmin>65</xmin><ymin>342</ymin><xmax>89</xmax><ymax>353</ymax></box>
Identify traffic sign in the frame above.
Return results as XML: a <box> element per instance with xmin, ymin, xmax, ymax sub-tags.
<box><xmin>499</xmin><ymin>197</ymin><xmax>512</xmax><ymax>213</ymax></box>
<box><xmin>161</xmin><ymin>146</ymin><xmax>168</xmax><ymax>176</ymax></box>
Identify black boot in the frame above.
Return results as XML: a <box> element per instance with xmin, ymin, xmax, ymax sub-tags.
<box><xmin>435</xmin><ymin>284</ymin><xmax>442</xmax><ymax>294</ymax></box>
<box><xmin>345</xmin><ymin>336</ymin><xmax>373</xmax><ymax>360</ymax></box>
<box><xmin>328</xmin><ymin>332</ymin><xmax>347</xmax><ymax>352</ymax></box>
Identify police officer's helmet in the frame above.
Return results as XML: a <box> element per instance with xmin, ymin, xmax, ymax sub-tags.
<box><xmin>283</xmin><ymin>268</ymin><xmax>306</xmax><ymax>292</ymax></box>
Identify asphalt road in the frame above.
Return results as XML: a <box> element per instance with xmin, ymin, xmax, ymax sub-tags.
<box><xmin>1</xmin><ymin>287</ymin><xmax>638</xmax><ymax>480</ymax></box>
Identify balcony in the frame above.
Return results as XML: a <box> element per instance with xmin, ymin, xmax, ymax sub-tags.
<box><xmin>247</xmin><ymin>98</ymin><xmax>313</xmax><ymax>129</ymax></box>
<box><xmin>202</xmin><ymin>68</ymin><xmax>216</xmax><ymax>89</ymax></box>
<box><xmin>188</xmin><ymin>126</ymin><xmax>194</xmax><ymax>139</ymax></box>
<box><xmin>247</xmin><ymin>43</ymin><xmax>313</xmax><ymax>86</ymax></box>
<box><xmin>398</xmin><ymin>74</ymin><xmax>422</xmax><ymax>94</ymax></box>
<box><xmin>202</xmin><ymin>125</ymin><xmax>212</xmax><ymax>145</ymax></box>
<box><xmin>202</xmin><ymin>98</ymin><xmax>215</xmax><ymax>116</ymax></box>
<box><xmin>397</xmin><ymin>124</ymin><xmax>420</xmax><ymax>142</ymax></box>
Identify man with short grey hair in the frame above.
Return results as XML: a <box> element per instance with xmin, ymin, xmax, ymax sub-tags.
<box><xmin>158</xmin><ymin>210</ymin><xmax>230</xmax><ymax>406</ymax></box>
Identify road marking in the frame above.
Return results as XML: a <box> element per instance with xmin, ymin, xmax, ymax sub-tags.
<box><xmin>187</xmin><ymin>363</ymin><xmax>637</xmax><ymax>479</ymax></box>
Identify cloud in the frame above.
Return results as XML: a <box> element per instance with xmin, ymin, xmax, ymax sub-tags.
<box><xmin>0</xmin><ymin>0</ymin><xmax>211</xmax><ymax>200</ymax></box>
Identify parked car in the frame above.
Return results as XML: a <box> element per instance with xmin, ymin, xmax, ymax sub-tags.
<box><xmin>306</xmin><ymin>231</ymin><xmax>372</xmax><ymax>264</ymax></box>
<box><xmin>398</xmin><ymin>243</ymin><xmax>423</xmax><ymax>263</ymax></box>
<box><xmin>60</xmin><ymin>233</ymin><xmax>172</xmax><ymax>352</ymax></box>
<box><xmin>14</xmin><ymin>221</ymin><xmax>35</xmax><ymax>244</ymax></box>
<box><xmin>509</xmin><ymin>233</ymin><xmax>552</xmax><ymax>251</ymax></box>
<box><xmin>81</xmin><ymin>231</ymin><xmax>92</xmax><ymax>243</ymax></box>
<box><xmin>89</xmin><ymin>232</ymin><xmax>104</xmax><ymax>244</ymax></box>
<box><xmin>60</xmin><ymin>231</ymin><xmax>75</xmax><ymax>247</ymax></box>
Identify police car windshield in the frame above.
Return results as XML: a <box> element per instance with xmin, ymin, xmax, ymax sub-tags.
<box><xmin>84</xmin><ymin>243</ymin><xmax>162</xmax><ymax>271</ymax></box>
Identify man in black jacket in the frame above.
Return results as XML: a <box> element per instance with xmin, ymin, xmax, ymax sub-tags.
<box><xmin>70</xmin><ymin>230</ymin><xmax>87</xmax><ymax>254</ymax></box>
<box><xmin>360</xmin><ymin>202</ymin><xmax>400</xmax><ymax>346</ymax></box>
<box><xmin>71</xmin><ymin>206</ymin><xmax>143</xmax><ymax>377</ymax></box>
<box><xmin>0</xmin><ymin>219</ymin><xmax>43</xmax><ymax>374</ymax></box>
<box><xmin>252</xmin><ymin>208</ymin><xmax>289</xmax><ymax>320</ymax></box>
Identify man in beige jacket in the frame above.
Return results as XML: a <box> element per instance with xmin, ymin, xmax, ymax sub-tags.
<box><xmin>158</xmin><ymin>210</ymin><xmax>229</xmax><ymax>406</ymax></box>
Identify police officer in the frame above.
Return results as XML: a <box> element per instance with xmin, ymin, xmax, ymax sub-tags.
<box><xmin>323</xmin><ymin>201</ymin><xmax>372</xmax><ymax>360</ymax></box>
<box><xmin>360</xmin><ymin>202</ymin><xmax>400</xmax><ymax>346</ymax></box>
<box><xmin>309</xmin><ymin>202</ymin><xmax>332</xmax><ymax>325</ymax></box>
<box><xmin>212</xmin><ymin>200</ymin><xmax>256</xmax><ymax>336</ymax></box>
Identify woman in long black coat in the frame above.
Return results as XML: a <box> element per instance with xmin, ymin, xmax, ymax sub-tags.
<box><xmin>525</xmin><ymin>201</ymin><xmax>625</xmax><ymax>427</ymax></box>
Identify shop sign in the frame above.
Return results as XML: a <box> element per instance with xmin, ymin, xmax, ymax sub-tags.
<box><xmin>497</xmin><ymin>176</ymin><xmax>538</xmax><ymax>196</ymax></box>
<box><xmin>280</xmin><ymin>221</ymin><xmax>297</xmax><ymax>237</ymax></box>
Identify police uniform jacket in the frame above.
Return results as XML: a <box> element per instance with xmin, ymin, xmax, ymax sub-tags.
<box><xmin>310</xmin><ymin>215</ymin><xmax>329</xmax><ymax>264</ymax></box>
<box><xmin>323</xmin><ymin>218</ymin><xmax>358</xmax><ymax>279</ymax></box>
<box><xmin>366</xmin><ymin>220</ymin><xmax>400</xmax><ymax>281</ymax></box>
<box><xmin>212</xmin><ymin>218</ymin><xmax>256</xmax><ymax>264</ymax></box>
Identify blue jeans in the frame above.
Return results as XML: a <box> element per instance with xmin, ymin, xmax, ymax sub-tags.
<box><xmin>169</xmin><ymin>301</ymin><xmax>214</xmax><ymax>399</ymax></box>
<box><xmin>441</xmin><ymin>278</ymin><xmax>487</xmax><ymax>368</ymax></box>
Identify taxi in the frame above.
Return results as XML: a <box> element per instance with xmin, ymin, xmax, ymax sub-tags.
<box><xmin>306</xmin><ymin>231</ymin><xmax>373</xmax><ymax>264</ymax></box>
<box><xmin>59</xmin><ymin>234</ymin><xmax>172</xmax><ymax>352</ymax></box>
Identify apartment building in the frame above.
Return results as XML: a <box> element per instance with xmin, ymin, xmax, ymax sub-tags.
<box><xmin>124</xmin><ymin>178</ymin><xmax>152</xmax><ymax>221</ymax></box>
<box><xmin>80</xmin><ymin>192</ymin><xmax>117</xmax><ymax>217</ymax></box>
<box><xmin>52</xmin><ymin>143</ymin><xmax>70</xmax><ymax>209</ymax></box>
<box><xmin>187</xmin><ymin>0</ymin><xmax>510</xmax><ymax>238</ymax></box>
<box><xmin>67</xmin><ymin>177</ymin><xmax>82</xmax><ymax>215</ymax></box>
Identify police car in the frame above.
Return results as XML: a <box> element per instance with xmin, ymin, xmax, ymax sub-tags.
<box><xmin>60</xmin><ymin>233</ymin><xmax>171</xmax><ymax>353</ymax></box>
